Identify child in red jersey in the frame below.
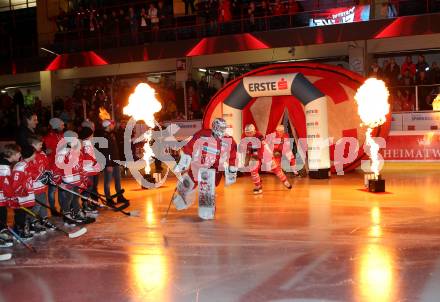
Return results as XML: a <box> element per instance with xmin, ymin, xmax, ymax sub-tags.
<box><xmin>11</xmin><ymin>146</ymin><xmax>37</xmax><ymax>240</ymax></box>
<box><xmin>0</xmin><ymin>144</ymin><xmax>21</xmax><ymax>247</ymax></box>
<box><xmin>28</xmin><ymin>135</ymin><xmax>57</xmax><ymax>233</ymax></box>
<box><xmin>78</xmin><ymin>126</ymin><xmax>101</xmax><ymax>214</ymax></box>
<box><xmin>52</xmin><ymin>131</ymin><xmax>95</xmax><ymax>226</ymax></box>
<box><xmin>43</xmin><ymin>117</ymin><xmax>64</xmax><ymax>212</ymax></box>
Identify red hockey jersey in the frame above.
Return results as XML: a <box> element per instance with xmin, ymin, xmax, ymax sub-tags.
<box><xmin>82</xmin><ymin>140</ymin><xmax>101</xmax><ymax>176</ymax></box>
<box><xmin>0</xmin><ymin>161</ymin><xmax>13</xmax><ymax>207</ymax></box>
<box><xmin>241</xmin><ymin>131</ymin><xmax>266</xmax><ymax>159</ymax></box>
<box><xmin>43</xmin><ymin>131</ymin><xmax>63</xmax><ymax>163</ymax></box>
<box><xmin>11</xmin><ymin>160</ymin><xmax>35</xmax><ymax>208</ymax></box>
<box><xmin>182</xmin><ymin>129</ymin><xmax>237</xmax><ymax>170</ymax></box>
<box><xmin>52</xmin><ymin>145</ymin><xmax>84</xmax><ymax>186</ymax></box>
<box><xmin>31</xmin><ymin>151</ymin><xmax>49</xmax><ymax>194</ymax></box>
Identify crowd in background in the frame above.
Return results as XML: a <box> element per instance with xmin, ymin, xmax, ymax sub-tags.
<box><xmin>0</xmin><ymin>71</ymin><xmax>227</xmax><ymax>140</ymax></box>
<box><xmin>369</xmin><ymin>55</ymin><xmax>440</xmax><ymax>111</ymax></box>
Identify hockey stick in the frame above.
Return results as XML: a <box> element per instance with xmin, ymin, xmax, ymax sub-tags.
<box><xmin>5</xmin><ymin>226</ymin><xmax>37</xmax><ymax>253</ymax></box>
<box><xmin>58</xmin><ymin>182</ymin><xmax>128</xmax><ymax>211</ymax></box>
<box><xmin>61</xmin><ymin>181</ymin><xmax>125</xmax><ymax>200</ymax></box>
<box><xmin>0</xmin><ymin>253</ymin><xmax>12</xmax><ymax>261</ymax></box>
<box><xmin>20</xmin><ymin>207</ymin><xmax>87</xmax><ymax>239</ymax></box>
<box><xmin>161</xmin><ymin>187</ymin><xmax>176</xmax><ymax>224</ymax></box>
<box><xmin>57</xmin><ymin>185</ymin><xmax>139</xmax><ymax>217</ymax></box>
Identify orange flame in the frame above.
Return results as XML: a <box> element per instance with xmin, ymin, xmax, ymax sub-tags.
<box><xmin>123</xmin><ymin>83</ymin><xmax>162</xmax><ymax>174</ymax></box>
<box><xmin>99</xmin><ymin>107</ymin><xmax>111</xmax><ymax>121</ymax></box>
<box><xmin>433</xmin><ymin>94</ymin><xmax>440</xmax><ymax>111</ymax></box>
<box><xmin>355</xmin><ymin>78</ymin><xmax>390</xmax><ymax>178</ymax></box>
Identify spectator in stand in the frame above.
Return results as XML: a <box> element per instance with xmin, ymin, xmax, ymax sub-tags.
<box><xmin>183</xmin><ymin>0</ymin><xmax>196</xmax><ymax>15</ymax></box>
<box><xmin>219</xmin><ymin>0</ymin><xmax>232</xmax><ymax>34</ymax></box>
<box><xmin>381</xmin><ymin>59</ymin><xmax>390</xmax><ymax>83</ymax></box>
<box><xmin>428</xmin><ymin>61</ymin><xmax>440</xmax><ymax>84</ymax></box>
<box><xmin>400</xmin><ymin>69</ymin><xmax>415</xmax><ymax>87</ymax></box>
<box><xmin>384</xmin><ymin>57</ymin><xmax>400</xmax><ymax>86</ymax></box>
<box><xmin>88</xmin><ymin>9</ymin><xmax>99</xmax><ymax>34</ymax></box>
<box><xmin>211</xmin><ymin>72</ymin><xmax>224</xmax><ymax>91</ymax></box>
<box><xmin>208</xmin><ymin>0</ymin><xmax>219</xmax><ymax>36</ymax></box>
<box><xmin>401</xmin><ymin>55</ymin><xmax>416</xmax><ymax>78</ymax></box>
<box><xmin>157</xmin><ymin>1</ymin><xmax>168</xmax><ymax>28</ymax></box>
<box><xmin>187</xmin><ymin>85</ymin><xmax>201</xmax><ymax>119</ymax></box>
<box><xmin>400</xmin><ymin>69</ymin><xmax>415</xmax><ymax>109</ymax></box>
<box><xmin>415</xmin><ymin>54</ymin><xmax>430</xmax><ymax>80</ymax></box>
<box><xmin>56</xmin><ymin>8</ymin><xmax>68</xmax><ymax>31</ymax></box>
<box><xmin>417</xmin><ymin>71</ymin><xmax>432</xmax><ymax>110</ymax></box>
<box><xmin>271</xmin><ymin>0</ymin><xmax>287</xmax><ymax>29</ymax></box>
<box><xmin>198</xmin><ymin>75</ymin><xmax>210</xmax><ymax>106</ymax></box>
<box><xmin>368</xmin><ymin>61</ymin><xmax>383</xmax><ymax>78</ymax></box>
<box><xmin>140</xmin><ymin>7</ymin><xmax>148</xmax><ymax>34</ymax></box>
<box><xmin>148</xmin><ymin>2</ymin><xmax>159</xmax><ymax>41</ymax></box>
<box><xmin>230</xmin><ymin>0</ymin><xmax>241</xmax><ymax>20</ymax></box>
<box><xmin>258</xmin><ymin>0</ymin><xmax>271</xmax><ymax>30</ymax></box>
<box><xmin>247</xmin><ymin>2</ymin><xmax>257</xmax><ymax>31</ymax></box>
<box><xmin>288</xmin><ymin>0</ymin><xmax>301</xmax><ymax>27</ymax></box>
<box><xmin>128</xmin><ymin>7</ymin><xmax>138</xmax><ymax>44</ymax></box>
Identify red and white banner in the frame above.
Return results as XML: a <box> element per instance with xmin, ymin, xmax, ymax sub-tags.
<box><xmin>162</xmin><ymin>120</ymin><xmax>202</xmax><ymax>140</ymax></box>
<box><xmin>391</xmin><ymin>111</ymin><xmax>440</xmax><ymax>131</ymax></box>
<box><xmin>309</xmin><ymin>5</ymin><xmax>370</xmax><ymax>27</ymax></box>
<box><xmin>382</xmin><ymin>131</ymin><xmax>440</xmax><ymax>161</ymax></box>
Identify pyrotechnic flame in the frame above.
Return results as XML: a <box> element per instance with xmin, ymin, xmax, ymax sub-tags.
<box><xmin>99</xmin><ymin>107</ymin><xmax>111</xmax><ymax>121</ymax></box>
<box><xmin>355</xmin><ymin>78</ymin><xmax>390</xmax><ymax>178</ymax></box>
<box><xmin>123</xmin><ymin>83</ymin><xmax>162</xmax><ymax>174</ymax></box>
<box><xmin>433</xmin><ymin>94</ymin><xmax>440</xmax><ymax>111</ymax></box>
<box><xmin>123</xmin><ymin>83</ymin><xmax>162</xmax><ymax>128</ymax></box>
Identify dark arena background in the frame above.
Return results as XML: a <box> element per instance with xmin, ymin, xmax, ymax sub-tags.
<box><xmin>1</xmin><ymin>1</ymin><xmax>440</xmax><ymax>301</ymax></box>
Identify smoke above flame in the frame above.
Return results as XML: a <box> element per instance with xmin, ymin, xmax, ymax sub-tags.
<box><xmin>355</xmin><ymin>78</ymin><xmax>390</xmax><ymax>177</ymax></box>
<box><xmin>123</xmin><ymin>83</ymin><xmax>162</xmax><ymax>174</ymax></box>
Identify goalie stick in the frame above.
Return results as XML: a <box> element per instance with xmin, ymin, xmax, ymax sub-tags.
<box><xmin>20</xmin><ymin>207</ymin><xmax>87</xmax><ymax>239</ymax></box>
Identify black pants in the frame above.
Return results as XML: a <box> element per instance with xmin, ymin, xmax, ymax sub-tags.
<box><xmin>14</xmin><ymin>208</ymin><xmax>26</xmax><ymax>229</ymax></box>
<box><xmin>0</xmin><ymin>206</ymin><xmax>7</xmax><ymax>227</ymax></box>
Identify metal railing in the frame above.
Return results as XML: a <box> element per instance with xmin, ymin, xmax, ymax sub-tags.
<box><xmin>389</xmin><ymin>83</ymin><xmax>440</xmax><ymax>112</ymax></box>
<box><xmin>0</xmin><ymin>0</ymin><xmax>36</xmax><ymax>12</ymax></box>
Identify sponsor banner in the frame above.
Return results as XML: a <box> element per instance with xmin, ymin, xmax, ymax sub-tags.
<box><xmin>382</xmin><ymin>131</ymin><xmax>440</xmax><ymax>161</ymax></box>
<box><xmin>391</xmin><ymin>111</ymin><xmax>440</xmax><ymax>131</ymax></box>
<box><xmin>162</xmin><ymin>120</ymin><xmax>202</xmax><ymax>139</ymax></box>
<box><xmin>305</xmin><ymin>96</ymin><xmax>331</xmax><ymax>170</ymax></box>
<box><xmin>309</xmin><ymin>5</ymin><xmax>370</xmax><ymax>27</ymax></box>
<box><xmin>243</xmin><ymin>74</ymin><xmax>295</xmax><ymax>97</ymax></box>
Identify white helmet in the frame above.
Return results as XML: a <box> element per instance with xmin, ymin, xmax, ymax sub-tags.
<box><xmin>212</xmin><ymin>118</ymin><xmax>227</xmax><ymax>139</ymax></box>
<box><xmin>244</xmin><ymin>124</ymin><xmax>256</xmax><ymax>134</ymax></box>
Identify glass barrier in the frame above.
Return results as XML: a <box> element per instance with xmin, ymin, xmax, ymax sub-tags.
<box><xmin>389</xmin><ymin>84</ymin><xmax>440</xmax><ymax>112</ymax></box>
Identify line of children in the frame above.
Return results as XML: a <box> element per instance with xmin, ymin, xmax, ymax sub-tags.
<box><xmin>0</xmin><ymin>125</ymin><xmax>100</xmax><ymax>247</ymax></box>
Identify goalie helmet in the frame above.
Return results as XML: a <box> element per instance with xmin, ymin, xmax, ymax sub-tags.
<box><xmin>212</xmin><ymin>118</ymin><xmax>227</xmax><ymax>139</ymax></box>
<box><xmin>244</xmin><ymin>124</ymin><xmax>256</xmax><ymax>135</ymax></box>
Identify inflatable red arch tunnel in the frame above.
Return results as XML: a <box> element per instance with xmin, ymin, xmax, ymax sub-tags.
<box><xmin>202</xmin><ymin>63</ymin><xmax>391</xmax><ymax>176</ymax></box>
